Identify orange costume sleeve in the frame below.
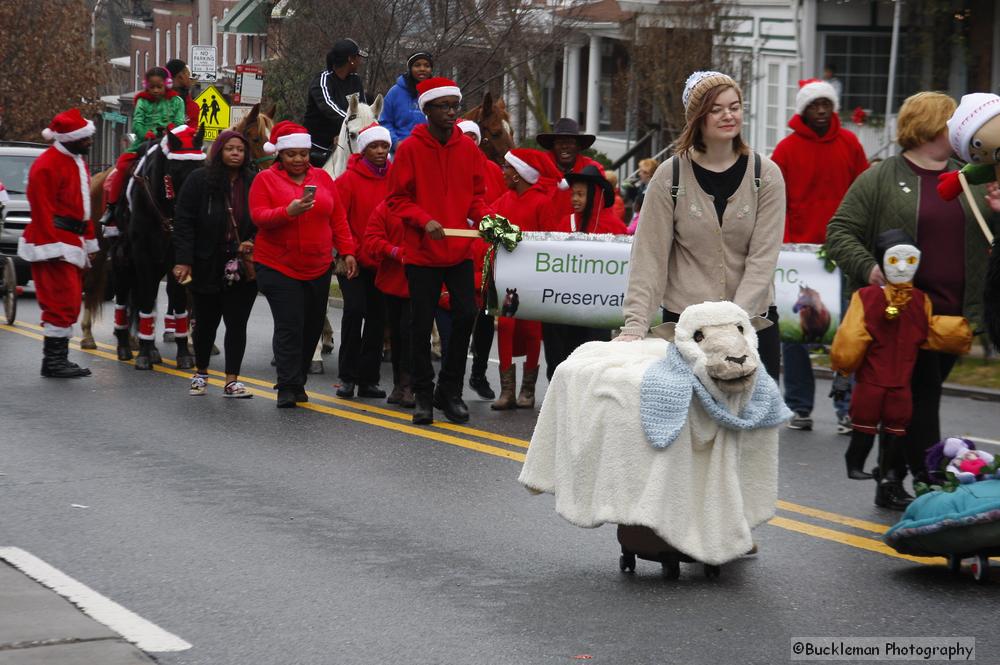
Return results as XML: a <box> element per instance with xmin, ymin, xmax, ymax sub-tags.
<box><xmin>830</xmin><ymin>291</ymin><xmax>872</xmax><ymax>375</ymax></box>
<box><xmin>921</xmin><ymin>297</ymin><xmax>973</xmax><ymax>356</ymax></box>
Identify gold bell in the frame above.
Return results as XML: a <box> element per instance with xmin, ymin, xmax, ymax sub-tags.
<box><xmin>885</xmin><ymin>305</ymin><xmax>900</xmax><ymax>320</ymax></box>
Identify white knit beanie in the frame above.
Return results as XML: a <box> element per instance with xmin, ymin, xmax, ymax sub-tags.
<box><xmin>795</xmin><ymin>79</ymin><xmax>839</xmax><ymax>116</ymax></box>
<box><xmin>947</xmin><ymin>93</ymin><xmax>1000</xmax><ymax>163</ymax></box>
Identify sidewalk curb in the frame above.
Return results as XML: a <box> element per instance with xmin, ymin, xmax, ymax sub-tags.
<box><xmin>329</xmin><ymin>296</ymin><xmax>343</xmax><ymax>309</ymax></box>
<box><xmin>812</xmin><ymin>365</ymin><xmax>1000</xmax><ymax>403</ymax></box>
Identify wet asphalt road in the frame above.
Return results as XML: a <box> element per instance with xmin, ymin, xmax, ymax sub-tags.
<box><xmin>2</xmin><ymin>291</ymin><xmax>999</xmax><ymax>665</ymax></box>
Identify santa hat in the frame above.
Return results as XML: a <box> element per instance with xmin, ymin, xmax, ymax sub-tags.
<box><xmin>947</xmin><ymin>93</ymin><xmax>1000</xmax><ymax>163</ymax></box>
<box><xmin>356</xmin><ymin>122</ymin><xmax>391</xmax><ymax>153</ymax></box>
<box><xmin>263</xmin><ymin>120</ymin><xmax>312</xmax><ymax>154</ymax></box>
<box><xmin>795</xmin><ymin>78</ymin><xmax>839</xmax><ymax>116</ymax></box>
<box><xmin>503</xmin><ymin>148</ymin><xmax>568</xmax><ymax>189</ymax></box>
<box><xmin>42</xmin><ymin>108</ymin><xmax>96</xmax><ymax>143</ymax></box>
<box><xmin>161</xmin><ymin>125</ymin><xmax>206</xmax><ymax>161</ymax></box>
<box><xmin>417</xmin><ymin>77</ymin><xmax>462</xmax><ymax>112</ymax></box>
<box><xmin>458</xmin><ymin>120</ymin><xmax>481</xmax><ymax>142</ymax></box>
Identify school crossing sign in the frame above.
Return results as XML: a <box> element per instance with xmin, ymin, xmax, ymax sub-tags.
<box><xmin>193</xmin><ymin>85</ymin><xmax>230</xmax><ymax>141</ymax></box>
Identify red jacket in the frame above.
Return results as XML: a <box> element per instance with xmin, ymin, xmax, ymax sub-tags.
<box><xmin>552</xmin><ymin>207</ymin><xmax>628</xmax><ymax>235</ymax></box>
<box><xmin>362</xmin><ymin>202</ymin><xmax>408</xmax><ymax>298</ymax></box>
<box><xmin>771</xmin><ymin>114</ymin><xmax>868</xmax><ymax>243</ymax></box>
<box><xmin>386</xmin><ymin>124</ymin><xmax>492</xmax><ymax>267</ymax></box>
<box><xmin>483</xmin><ymin>157</ymin><xmax>506</xmax><ymax>204</ymax></box>
<box><xmin>493</xmin><ymin>182</ymin><xmax>554</xmax><ymax>233</ymax></box>
<box><xmin>19</xmin><ymin>143</ymin><xmax>98</xmax><ymax>269</ymax></box>
<box><xmin>182</xmin><ymin>91</ymin><xmax>200</xmax><ymax>129</ymax></box>
<box><xmin>544</xmin><ymin>151</ymin><xmax>606</xmax><ymax>220</ymax></box>
<box><xmin>335</xmin><ymin>153</ymin><xmax>390</xmax><ymax>269</ymax></box>
<box><xmin>249</xmin><ymin>164</ymin><xmax>356</xmax><ymax>280</ymax></box>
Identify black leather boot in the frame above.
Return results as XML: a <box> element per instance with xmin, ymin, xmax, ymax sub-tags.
<box><xmin>412</xmin><ymin>391</ymin><xmax>434</xmax><ymax>425</ymax></box>
<box><xmin>874</xmin><ymin>434</ymin><xmax>913</xmax><ymax>510</ymax></box>
<box><xmin>434</xmin><ymin>385</ymin><xmax>469</xmax><ymax>423</ymax></box>
<box><xmin>845</xmin><ymin>431</ymin><xmax>874</xmax><ymax>480</ymax></box>
<box><xmin>41</xmin><ymin>337</ymin><xmax>91</xmax><ymax>378</ymax></box>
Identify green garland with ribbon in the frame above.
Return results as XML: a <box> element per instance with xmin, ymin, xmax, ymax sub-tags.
<box><xmin>478</xmin><ymin>214</ymin><xmax>522</xmax><ymax>312</ymax></box>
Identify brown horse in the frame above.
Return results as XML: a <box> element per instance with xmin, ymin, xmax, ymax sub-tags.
<box><xmin>463</xmin><ymin>92</ymin><xmax>515</xmax><ymax>164</ymax></box>
<box><xmin>80</xmin><ymin>166</ymin><xmax>115</xmax><ymax>349</ymax></box>
<box><xmin>231</xmin><ymin>102</ymin><xmax>277</xmax><ymax>170</ymax></box>
<box><xmin>793</xmin><ymin>285</ymin><xmax>831</xmax><ymax>344</ymax></box>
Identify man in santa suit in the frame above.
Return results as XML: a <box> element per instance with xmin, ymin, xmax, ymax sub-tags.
<box><xmin>17</xmin><ymin>108</ymin><xmax>99</xmax><ymax>378</ymax></box>
<box><xmin>387</xmin><ymin>77</ymin><xmax>493</xmax><ymax>425</ymax></box>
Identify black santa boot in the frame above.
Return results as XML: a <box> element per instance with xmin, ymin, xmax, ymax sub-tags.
<box><xmin>41</xmin><ymin>337</ymin><xmax>91</xmax><ymax>378</ymax></box>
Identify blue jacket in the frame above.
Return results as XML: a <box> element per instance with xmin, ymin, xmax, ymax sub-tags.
<box><xmin>379</xmin><ymin>75</ymin><xmax>425</xmax><ymax>148</ymax></box>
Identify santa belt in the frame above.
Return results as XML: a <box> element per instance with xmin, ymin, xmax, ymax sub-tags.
<box><xmin>54</xmin><ymin>216</ymin><xmax>86</xmax><ymax>235</ymax></box>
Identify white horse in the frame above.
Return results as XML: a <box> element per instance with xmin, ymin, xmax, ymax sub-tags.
<box><xmin>311</xmin><ymin>92</ymin><xmax>384</xmax><ymax>374</ymax></box>
<box><xmin>322</xmin><ymin>92</ymin><xmax>384</xmax><ymax>179</ymax></box>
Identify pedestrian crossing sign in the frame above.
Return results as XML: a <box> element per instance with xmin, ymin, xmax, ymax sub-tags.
<box><xmin>193</xmin><ymin>85</ymin><xmax>230</xmax><ymax>141</ymax></box>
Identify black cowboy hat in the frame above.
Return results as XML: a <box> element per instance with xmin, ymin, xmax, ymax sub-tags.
<box><xmin>564</xmin><ymin>165</ymin><xmax>614</xmax><ymax>208</ymax></box>
<box><xmin>536</xmin><ymin>117</ymin><xmax>596</xmax><ymax>150</ymax></box>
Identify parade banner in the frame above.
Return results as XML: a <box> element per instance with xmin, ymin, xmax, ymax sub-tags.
<box><xmin>491</xmin><ymin>235</ymin><xmax>841</xmax><ymax>340</ymax></box>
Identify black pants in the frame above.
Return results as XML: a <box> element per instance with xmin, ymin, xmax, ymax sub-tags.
<box><xmin>191</xmin><ymin>282</ymin><xmax>258</xmax><ymax>375</ymax></box>
<box><xmin>543</xmin><ymin>323</ymin><xmax>611</xmax><ymax>381</ymax></box>
<box><xmin>406</xmin><ymin>260</ymin><xmax>476</xmax><ymax>396</ymax></box>
<box><xmin>337</xmin><ymin>267</ymin><xmax>385</xmax><ymax>385</ymax></box>
<box><xmin>902</xmin><ymin>349</ymin><xmax>958</xmax><ymax>478</ymax></box>
<box><xmin>470</xmin><ymin>310</ymin><xmax>495</xmax><ymax>378</ymax></box>
<box><xmin>256</xmin><ymin>264</ymin><xmax>332</xmax><ymax>392</ymax></box>
<box><xmin>663</xmin><ymin>305</ymin><xmax>781</xmax><ymax>381</ymax></box>
<box><xmin>385</xmin><ymin>294</ymin><xmax>412</xmax><ymax>385</ymax></box>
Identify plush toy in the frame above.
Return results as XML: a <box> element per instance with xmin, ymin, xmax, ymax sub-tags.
<box><xmin>830</xmin><ymin>235</ymin><xmax>973</xmax><ymax>510</ymax></box>
<box><xmin>942</xmin><ymin>437</ymin><xmax>996</xmax><ymax>484</ymax></box>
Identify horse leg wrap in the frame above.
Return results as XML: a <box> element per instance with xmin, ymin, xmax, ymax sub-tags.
<box><xmin>138</xmin><ymin>312</ymin><xmax>156</xmax><ymax>341</ymax></box>
<box><xmin>164</xmin><ymin>314</ymin><xmax>176</xmax><ymax>333</ymax></box>
<box><xmin>173</xmin><ymin>311</ymin><xmax>189</xmax><ymax>339</ymax></box>
<box><xmin>114</xmin><ymin>305</ymin><xmax>129</xmax><ymax>330</ymax></box>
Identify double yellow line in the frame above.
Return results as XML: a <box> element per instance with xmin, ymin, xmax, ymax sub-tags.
<box><xmin>1</xmin><ymin>320</ymin><xmax>946</xmax><ymax>567</ymax></box>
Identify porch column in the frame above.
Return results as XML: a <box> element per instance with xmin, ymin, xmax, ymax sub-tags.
<box><xmin>565</xmin><ymin>43</ymin><xmax>582</xmax><ymax>123</ymax></box>
<box><xmin>585</xmin><ymin>34</ymin><xmax>601</xmax><ymax>136</ymax></box>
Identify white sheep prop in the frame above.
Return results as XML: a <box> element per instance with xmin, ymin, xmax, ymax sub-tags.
<box><xmin>519</xmin><ymin>301</ymin><xmax>792</xmax><ymax>566</ymax></box>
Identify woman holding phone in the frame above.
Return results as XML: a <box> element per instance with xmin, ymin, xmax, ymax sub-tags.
<box><xmin>250</xmin><ymin>121</ymin><xmax>359</xmax><ymax>408</ymax></box>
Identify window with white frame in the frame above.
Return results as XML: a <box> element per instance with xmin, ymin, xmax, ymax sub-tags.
<box><xmin>821</xmin><ymin>32</ymin><xmax>919</xmax><ymax>115</ymax></box>
<box><xmin>759</xmin><ymin>57</ymin><xmax>799</xmax><ymax>155</ymax></box>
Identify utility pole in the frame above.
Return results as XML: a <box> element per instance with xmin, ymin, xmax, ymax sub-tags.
<box><xmin>91</xmin><ymin>0</ymin><xmax>105</xmax><ymax>51</ymax></box>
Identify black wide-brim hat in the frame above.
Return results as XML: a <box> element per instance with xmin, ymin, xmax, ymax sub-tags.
<box><xmin>564</xmin><ymin>165</ymin><xmax>614</xmax><ymax>208</ymax></box>
<box><xmin>536</xmin><ymin>117</ymin><xmax>596</xmax><ymax>150</ymax></box>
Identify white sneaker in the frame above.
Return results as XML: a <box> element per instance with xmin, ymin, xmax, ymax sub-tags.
<box><xmin>189</xmin><ymin>374</ymin><xmax>208</xmax><ymax>396</ymax></box>
<box><xmin>836</xmin><ymin>414</ymin><xmax>852</xmax><ymax>435</ymax></box>
<box><xmin>223</xmin><ymin>381</ymin><xmax>252</xmax><ymax>398</ymax></box>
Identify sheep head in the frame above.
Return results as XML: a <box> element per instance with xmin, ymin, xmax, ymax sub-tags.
<box><xmin>652</xmin><ymin>301</ymin><xmax>771</xmax><ymax>403</ymax></box>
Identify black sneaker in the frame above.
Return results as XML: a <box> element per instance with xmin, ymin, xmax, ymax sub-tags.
<box><xmin>276</xmin><ymin>389</ymin><xmax>297</xmax><ymax>408</ymax></box>
<box><xmin>468</xmin><ymin>374</ymin><xmax>495</xmax><ymax>400</ymax></box>
<box><xmin>787</xmin><ymin>412</ymin><xmax>813</xmax><ymax>430</ymax></box>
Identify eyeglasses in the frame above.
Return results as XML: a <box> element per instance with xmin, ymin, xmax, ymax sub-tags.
<box><xmin>425</xmin><ymin>102</ymin><xmax>462</xmax><ymax>112</ymax></box>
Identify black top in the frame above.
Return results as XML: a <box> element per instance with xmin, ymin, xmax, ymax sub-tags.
<box><xmin>303</xmin><ymin>70</ymin><xmax>367</xmax><ymax>152</ymax></box>
<box><xmin>691</xmin><ymin>153</ymin><xmax>748</xmax><ymax>225</ymax></box>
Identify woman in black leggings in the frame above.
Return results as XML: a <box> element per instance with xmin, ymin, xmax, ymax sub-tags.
<box><xmin>173</xmin><ymin>129</ymin><xmax>258</xmax><ymax>397</ymax></box>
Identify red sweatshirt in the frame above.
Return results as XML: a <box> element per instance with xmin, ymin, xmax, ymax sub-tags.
<box><xmin>545</xmin><ymin>151</ymin><xmax>606</xmax><ymax>220</ymax></box>
<box><xmin>335</xmin><ymin>153</ymin><xmax>390</xmax><ymax>269</ymax></box>
<box><xmin>249</xmin><ymin>164</ymin><xmax>356</xmax><ymax>280</ymax></box>
<box><xmin>483</xmin><ymin>157</ymin><xmax>506</xmax><ymax>204</ymax></box>
<box><xmin>548</xmin><ymin>185</ymin><xmax>628</xmax><ymax>235</ymax></box>
<box><xmin>362</xmin><ymin>202</ymin><xmax>408</xmax><ymax>298</ymax></box>
<box><xmin>771</xmin><ymin>114</ymin><xmax>868</xmax><ymax>243</ymax></box>
<box><xmin>386</xmin><ymin>124</ymin><xmax>493</xmax><ymax>267</ymax></box>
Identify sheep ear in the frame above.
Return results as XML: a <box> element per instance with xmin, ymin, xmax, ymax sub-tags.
<box><xmin>750</xmin><ymin>316</ymin><xmax>772</xmax><ymax>332</ymax></box>
<box><xmin>649</xmin><ymin>322</ymin><xmax>676</xmax><ymax>342</ymax></box>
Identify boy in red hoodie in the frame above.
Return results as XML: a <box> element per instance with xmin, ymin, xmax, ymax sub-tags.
<box><xmin>386</xmin><ymin>77</ymin><xmax>493</xmax><ymax>425</ymax></box>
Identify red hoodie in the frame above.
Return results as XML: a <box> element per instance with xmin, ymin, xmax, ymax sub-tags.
<box><xmin>548</xmin><ymin>188</ymin><xmax>628</xmax><ymax>235</ymax></box>
<box><xmin>335</xmin><ymin>153</ymin><xmax>390</xmax><ymax>269</ymax></box>
<box><xmin>545</xmin><ymin>151</ymin><xmax>606</xmax><ymax>220</ymax></box>
<box><xmin>483</xmin><ymin>157</ymin><xmax>507</xmax><ymax>203</ymax></box>
<box><xmin>386</xmin><ymin>124</ymin><xmax>493</xmax><ymax>267</ymax></box>
<box><xmin>362</xmin><ymin>202</ymin><xmax>408</xmax><ymax>298</ymax></box>
<box><xmin>771</xmin><ymin>113</ymin><xmax>868</xmax><ymax>243</ymax></box>
<box><xmin>249</xmin><ymin>164</ymin><xmax>356</xmax><ymax>281</ymax></box>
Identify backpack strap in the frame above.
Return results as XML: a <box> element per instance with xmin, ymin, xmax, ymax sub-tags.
<box><xmin>753</xmin><ymin>152</ymin><xmax>762</xmax><ymax>192</ymax></box>
<box><xmin>670</xmin><ymin>154</ymin><xmax>680</xmax><ymax>203</ymax></box>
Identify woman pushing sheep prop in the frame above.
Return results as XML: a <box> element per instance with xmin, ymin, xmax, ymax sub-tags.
<box><xmin>518</xmin><ymin>301</ymin><xmax>791</xmax><ymax>579</ymax></box>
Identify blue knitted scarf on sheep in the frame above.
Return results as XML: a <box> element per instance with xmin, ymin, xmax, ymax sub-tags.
<box><xmin>640</xmin><ymin>344</ymin><xmax>792</xmax><ymax>449</ymax></box>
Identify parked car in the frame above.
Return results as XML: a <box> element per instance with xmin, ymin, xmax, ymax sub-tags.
<box><xmin>0</xmin><ymin>142</ymin><xmax>47</xmax><ymax>285</ymax></box>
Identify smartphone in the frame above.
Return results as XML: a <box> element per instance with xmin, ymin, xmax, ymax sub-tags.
<box><xmin>303</xmin><ymin>185</ymin><xmax>317</xmax><ymax>199</ymax></box>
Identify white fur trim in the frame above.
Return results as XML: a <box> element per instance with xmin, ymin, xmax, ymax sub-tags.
<box><xmin>83</xmin><ymin>238</ymin><xmax>99</xmax><ymax>253</ymax></box>
<box><xmin>947</xmin><ymin>93</ymin><xmax>1000</xmax><ymax>163</ymax></box>
<box><xmin>418</xmin><ymin>86</ymin><xmax>462</xmax><ymax>111</ymax></box>
<box><xmin>53</xmin><ymin>142</ymin><xmax>91</xmax><ymax>222</ymax></box>
<box><xmin>45</xmin><ymin>120</ymin><xmax>96</xmax><ymax>143</ymax></box>
<box><xmin>166</xmin><ymin>151</ymin><xmax>206</xmax><ymax>161</ymax></box>
<box><xmin>357</xmin><ymin>125</ymin><xmax>391</xmax><ymax>153</ymax></box>
<box><xmin>503</xmin><ymin>151</ymin><xmax>539</xmax><ymax>184</ymax></box>
<box><xmin>42</xmin><ymin>322</ymin><xmax>74</xmax><ymax>338</ymax></box>
<box><xmin>102</xmin><ymin>225</ymin><xmax>120</xmax><ymax>237</ymax></box>
<box><xmin>558</xmin><ymin>179</ymin><xmax>569</xmax><ymax>191</ymax></box>
<box><xmin>795</xmin><ymin>80</ymin><xmax>839</xmax><ymax>115</ymax></box>
<box><xmin>457</xmin><ymin>120</ymin><xmax>480</xmax><ymax>142</ymax></box>
<box><xmin>17</xmin><ymin>237</ymin><xmax>87</xmax><ymax>269</ymax></box>
<box><xmin>263</xmin><ymin>142</ymin><xmax>276</xmax><ymax>154</ymax></box>
<box><xmin>273</xmin><ymin>133</ymin><xmax>312</xmax><ymax>152</ymax></box>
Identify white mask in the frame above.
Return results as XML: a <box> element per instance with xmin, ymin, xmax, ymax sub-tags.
<box><xmin>882</xmin><ymin>244</ymin><xmax>921</xmax><ymax>284</ymax></box>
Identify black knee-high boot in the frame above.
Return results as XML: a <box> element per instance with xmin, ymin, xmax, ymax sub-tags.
<box><xmin>874</xmin><ymin>433</ymin><xmax>913</xmax><ymax>510</ymax></box>
<box><xmin>41</xmin><ymin>337</ymin><xmax>91</xmax><ymax>378</ymax></box>
<box><xmin>845</xmin><ymin>430</ymin><xmax>874</xmax><ymax>480</ymax></box>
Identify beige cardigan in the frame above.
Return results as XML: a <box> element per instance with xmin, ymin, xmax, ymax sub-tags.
<box><xmin>621</xmin><ymin>151</ymin><xmax>786</xmax><ymax>337</ymax></box>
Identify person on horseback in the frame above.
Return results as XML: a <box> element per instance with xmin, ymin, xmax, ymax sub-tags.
<box><xmin>380</xmin><ymin>51</ymin><xmax>433</xmax><ymax>150</ymax></box>
<box><xmin>165</xmin><ymin>59</ymin><xmax>201</xmax><ymax>129</ymax></box>
<box><xmin>303</xmin><ymin>38</ymin><xmax>369</xmax><ymax>167</ymax></box>
<box><xmin>18</xmin><ymin>108</ymin><xmax>99</xmax><ymax>378</ymax></box>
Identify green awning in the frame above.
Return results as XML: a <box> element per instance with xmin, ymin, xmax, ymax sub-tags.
<box><xmin>219</xmin><ymin>0</ymin><xmax>267</xmax><ymax>35</ymax></box>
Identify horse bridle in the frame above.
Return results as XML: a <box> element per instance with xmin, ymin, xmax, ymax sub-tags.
<box><xmin>333</xmin><ymin>111</ymin><xmax>359</xmax><ymax>154</ymax></box>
